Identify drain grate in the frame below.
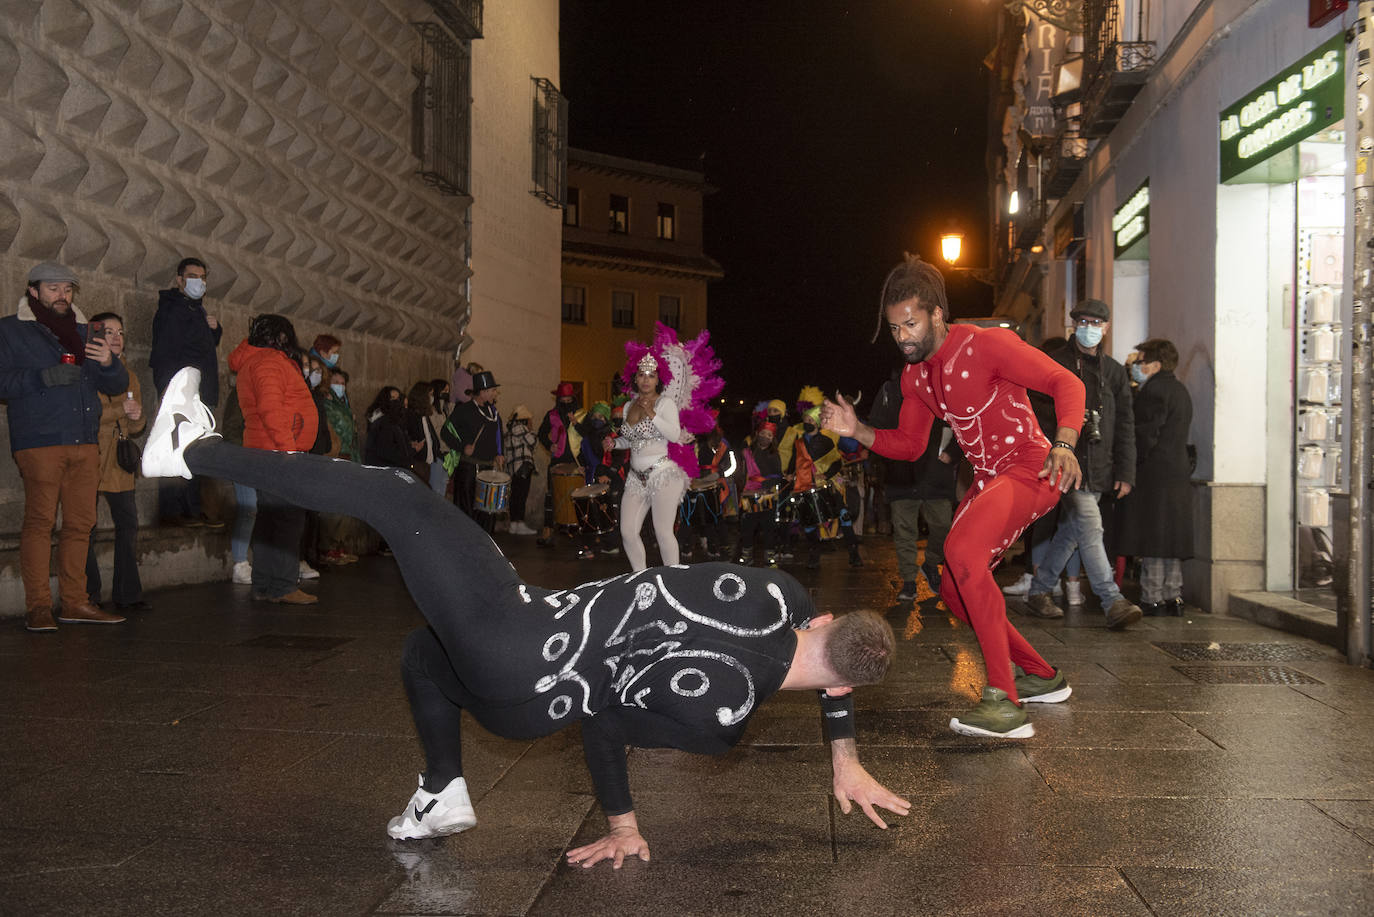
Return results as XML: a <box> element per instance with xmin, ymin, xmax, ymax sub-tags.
<box><xmin>238</xmin><ymin>634</ymin><xmax>353</xmax><ymax>651</ymax></box>
<box><xmin>1172</xmin><ymin>664</ymin><xmax>1322</xmax><ymax>685</ymax></box>
<box><xmin>1154</xmin><ymin>642</ymin><xmax>1328</xmax><ymax>662</ymax></box>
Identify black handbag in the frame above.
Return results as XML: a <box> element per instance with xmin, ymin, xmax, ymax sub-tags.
<box><xmin>114</xmin><ymin>420</ymin><xmax>142</xmax><ymax>475</ymax></box>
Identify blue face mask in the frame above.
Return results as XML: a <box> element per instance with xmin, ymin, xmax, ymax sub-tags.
<box><xmin>1075</xmin><ymin>324</ymin><xmax>1104</xmax><ymax>349</ymax></box>
<box><xmin>330</xmin><ymin>383</ymin><xmax>345</xmax><ymax>398</ymax></box>
<box><xmin>321</xmin><ymin>351</ymin><xmax>339</xmax><ymax>368</ymax></box>
<box><xmin>1129</xmin><ymin>363</ymin><xmax>1149</xmax><ymax>385</ymax></box>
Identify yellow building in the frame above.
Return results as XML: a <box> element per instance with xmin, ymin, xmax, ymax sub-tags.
<box><xmin>560</xmin><ymin>148</ymin><xmax>723</xmax><ymax>404</ymax></box>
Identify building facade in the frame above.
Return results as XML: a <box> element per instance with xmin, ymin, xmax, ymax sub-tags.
<box><xmin>986</xmin><ymin>0</ymin><xmax>1368</xmax><ymax>656</ymax></box>
<box><xmin>0</xmin><ymin>0</ymin><xmax>563</xmax><ymax>606</ymax></box>
<box><xmin>560</xmin><ymin>148</ymin><xmax>723</xmax><ymax>406</ymax></box>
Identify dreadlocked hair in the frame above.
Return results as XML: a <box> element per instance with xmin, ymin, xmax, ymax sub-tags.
<box><xmin>872</xmin><ymin>253</ymin><xmax>949</xmax><ymax>343</ymax></box>
<box><xmin>822</xmin><ymin>610</ymin><xmax>896</xmax><ymax>686</ymax></box>
<box><xmin>247</xmin><ymin>313</ymin><xmax>302</xmax><ymax>358</ymax></box>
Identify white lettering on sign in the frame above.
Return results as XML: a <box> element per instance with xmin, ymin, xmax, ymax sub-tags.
<box><xmin>1237</xmin><ymin>100</ymin><xmax>1316</xmax><ymax>159</ymax></box>
<box><xmin>1115</xmin><ymin>214</ymin><xmax>1146</xmax><ymax>251</ymax></box>
<box><xmin>1112</xmin><ymin>183</ymin><xmax>1150</xmax><ymax>233</ymax></box>
<box><xmin>1223</xmin><ymin>47</ymin><xmax>1341</xmax><ymax>163</ymax></box>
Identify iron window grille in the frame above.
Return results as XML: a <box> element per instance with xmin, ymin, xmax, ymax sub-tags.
<box><xmin>657</xmin><ymin>203</ymin><xmax>676</xmax><ymax>240</ymax></box>
<box><xmin>422</xmin><ymin>0</ymin><xmax>483</xmax><ymax>40</ymax></box>
<box><xmin>562</xmin><ymin>285</ymin><xmax>586</xmax><ymax>324</ymax></box>
<box><xmin>531</xmin><ymin>77</ymin><xmax>568</xmax><ymax>207</ymax></box>
<box><xmin>411</xmin><ymin>22</ymin><xmax>471</xmax><ymax>196</ymax></box>
<box><xmin>609</xmin><ymin>194</ymin><xmax>629</xmax><ymax>234</ymax></box>
<box><xmin>611</xmin><ymin>291</ymin><xmax>635</xmax><ymax>328</ymax></box>
<box><xmin>658</xmin><ymin>295</ymin><xmax>681</xmax><ymax>330</ymax></box>
<box><xmin>564</xmin><ymin>187</ymin><xmax>580</xmax><ymax>227</ymax></box>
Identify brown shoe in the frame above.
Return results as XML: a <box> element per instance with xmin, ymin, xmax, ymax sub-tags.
<box><xmin>1105</xmin><ymin>598</ymin><xmax>1142</xmax><ymax>630</ymax></box>
<box><xmin>267</xmin><ymin>589</ymin><xmax>319</xmax><ymax>605</ymax></box>
<box><xmin>57</xmin><ymin>603</ymin><xmax>126</xmax><ymax>625</ymax></box>
<box><xmin>1025</xmin><ymin>592</ymin><xmax>1064</xmax><ymax>619</ymax></box>
<box><xmin>25</xmin><ymin>608</ymin><xmax>58</xmax><ymax>632</ymax></box>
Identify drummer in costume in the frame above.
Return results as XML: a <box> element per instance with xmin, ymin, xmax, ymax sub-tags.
<box><xmin>735</xmin><ymin>420</ymin><xmax>785</xmax><ymax>566</ymax></box>
<box><xmin>615</xmin><ymin>323</ymin><xmax>724</xmax><ymax>572</ymax></box>
<box><xmin>679</xmin><ymin>422</ymin><xmax>733</xmax><ymax>561</ymax></box>
<box><xmin>536</xmin><ymin>382</ymin><xmax>579</xmax><ymax>547</ymax></box>
<box><xmin>569</xmin><ymin>402</ymin><xmax>622</xmax><ymax>559</ymax></box>
<box><xmin>443</xmin><ymin>371</ymin><xmax>506</xmax><ymax>528</ymax></box>
<box><xmin>788</xmin><ymin>399</ymin><xmax>864</xmax><ymax>569</ymax></box>
<box><xmin>503</xmin><ymin>405</ymin><xmax>539</xmax><ymax>535</ymax></box>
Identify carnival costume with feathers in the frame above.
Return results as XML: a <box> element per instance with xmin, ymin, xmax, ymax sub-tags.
<box><xmin>620</xmin><ymin>322</ymin><xmax>725</xmax><ymax>484</ymax></box>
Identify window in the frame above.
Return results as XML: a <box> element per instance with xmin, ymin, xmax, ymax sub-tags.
<box><xmin>411</xmin><ymin>23</ymin><xmax>472</xmax><ymax>196</ymax></box>
<box><xmin>562</xmin><ymin>285</ymin><xmax>586</xmax><ymax>324</ymax></box>
<box><xmin>564</xmin><ymin>187</ymin><xmax>579</xmax><ymax>227</ymax></box>
<box><xmin>609</xmin><ymin>194</ymin><xmax>629</xmax><ymax>233</ymax></box>
<box><xmin>530</xmin><ymin>77</ymin><xmax>567</xmax><ymax>207</ymax></box>
<box><xmin>422</xmin><ymin>1</ymin><xmax>483</xmax><ymax>39</ymax></box>
<box><xmin>658</xmin><ymin>294</ymin><xmax>681</xmax><ymax>330</ymax></box>
<box><xmin>657</xmin><ymin>202</ymin><xmax>676</xmax><ymax>240</ymax></box>
<box><xmin>611</xmin><ymin>291</ymin><xmax>635</xmax><ymax>328</ymax></box>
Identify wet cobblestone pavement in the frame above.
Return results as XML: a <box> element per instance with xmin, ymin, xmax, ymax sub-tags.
<box><xmin>3</xmin><ymin>533</ymin><xmax>1374</xmax><ymax>916</ymax></box>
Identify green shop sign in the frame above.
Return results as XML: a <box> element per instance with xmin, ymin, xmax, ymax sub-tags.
<box><xmin>1219</xmin><ymin>33</ymin><xmax>1343</xmax><ymax>184</ymax></box>
<box><xmin>1112</xmin><ymin>179</ymin><xmax>1149</xmax><ymax>260</ymax></box>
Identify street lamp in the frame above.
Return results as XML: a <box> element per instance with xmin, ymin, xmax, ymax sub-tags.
<box><xmin>940</xmin><ymin>231</ymin><xmax>963</xmax><ymax>266</ymax></box>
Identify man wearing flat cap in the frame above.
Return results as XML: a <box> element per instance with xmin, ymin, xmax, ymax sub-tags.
<box><xmin>1025</xmin><ymin>298</ymin><xmax>1141</xmax><ymax>629</ymax></box>
<box><xmin>443</xmin><ymin>370</ymin><xmax>506</xmax><ymax>520</ymax></box>
<box><xmin>0</xmin><ymin>261</ymin><xmax>129</xmax><ymax>631</ymax></box>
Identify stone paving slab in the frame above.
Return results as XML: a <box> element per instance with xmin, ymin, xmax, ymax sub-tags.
<box><xmin>2</xmin><ymin>534</ymin><xmax>1372</xmax><ymax>915</ymax></box>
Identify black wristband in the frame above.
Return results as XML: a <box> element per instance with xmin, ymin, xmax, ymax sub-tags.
<box><xmin>1052</xmin><ymin>441</ymin><xmax>1075</xmax><ymax>452</ymax></box>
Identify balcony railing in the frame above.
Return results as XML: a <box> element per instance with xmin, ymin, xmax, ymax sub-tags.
<box><xmin>1080</xmin><ymin>0</ymin><xmax>1155</xmax><ymax>137</ymax></box>
<box><xmin>424</xmin><ymin>0</ymin><xmax>483</xmax><ymax>40</ymax></box>
<box><xmin>1013</xmin><ymin>197</ymin><xmax>1049</xmax><ymax>251</ymax></box>
<box><xmin>1044</xmin><ymin>125</ymin><xmax>1090</xmax><ymax>197</ymax></box>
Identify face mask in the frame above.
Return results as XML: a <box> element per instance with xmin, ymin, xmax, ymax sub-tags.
<box><xmin>307</xmin><ymin>369</ymin><xmax>322</xmax><ymax>388</ymax></box>
<box><xmin>184</xmin><ymin>277</ymin><xmax>207</xmax><ymax>300</ymax></box>
<box><xmin>321</xmin><ymin>351</ymin><xmax>339</xmax><ymax>368</ymax></box>
<box><xmin>330</xmin><ymin>383</ymin><xmax>345</xmax><ymax>398</ymax></box>
<box><xmin>803</xmin><ymin>422</ymin><xmax>817</xmax><ymax>433</ymax></box>
<box><xmin>1129</xmin><ymin>363</ymin><xmax>1149</xmax><ymax>385</ymax></box>
<box><xmin>1075</xmin><ymin>324</ymin><xmax>1104</xmax><ymax>349</ymax></box>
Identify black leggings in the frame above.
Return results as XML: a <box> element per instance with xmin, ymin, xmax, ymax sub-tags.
<box><xmin>186</xmin><ymin>440</ymin><xmax>562</xmax><ymax>786</ymax></box>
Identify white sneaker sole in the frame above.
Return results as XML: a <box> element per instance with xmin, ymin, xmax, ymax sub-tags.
<box><xmin>1020</xmin><ymin>685</ymin><xmax>1073</xmax><ymax>704</ymax></box>
<box><xmin>949</xmin><ymin>717</ymin><xmax>1035</xmax><ymax>739</ymax></box>
<box><xmin>386</xmin><ymin>813</ymin><xmax>476</xmax><ymax>841</ymax></box>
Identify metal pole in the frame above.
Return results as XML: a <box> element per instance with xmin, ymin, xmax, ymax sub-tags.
<box><xmin>1350</xmin><ymin>5</ymin><xmax>1373</xmax><ymax>665</ymax></box>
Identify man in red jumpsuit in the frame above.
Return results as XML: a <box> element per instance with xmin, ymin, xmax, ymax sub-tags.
<box><xmin>823</xmin><ymin>256</ymin><xmax>1086</xmax><ymax>738</ymax></box>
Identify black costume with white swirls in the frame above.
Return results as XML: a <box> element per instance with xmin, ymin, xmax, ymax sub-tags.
<box><xmin>182</xmin><ymin>440</ymin><xmax>854</xmax><ymax>816</ymax></box>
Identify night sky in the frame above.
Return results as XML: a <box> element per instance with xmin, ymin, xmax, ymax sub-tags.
<box><xmin>560</xmin><ymin>0</ymin><xmax>996</xmax><ymax>418</ymax></box>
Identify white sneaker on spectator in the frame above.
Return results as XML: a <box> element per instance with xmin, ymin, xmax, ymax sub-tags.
<box><xmin>1002</xmin><ymin>573</ymin><xmax>1033</xmax><ymax>596</ymax></box>
<box><xmin>299</xmin><ymin>559</ymin><xmax>320</xmax><ymax>580</ymax></box>
<box><xmin>232</xmin><ymin>561</ymin><xmax>252</xmax><ymax>585</ymax></box>
<box><xmin>1065</xmin><ymin>580</ymin><xmax>1085</xmax><ymax>606</ymax></box>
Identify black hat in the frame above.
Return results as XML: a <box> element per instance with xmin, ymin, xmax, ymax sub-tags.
<box><xmin>470</xmin><ymin>371</ymin><xmax>499</xmax><ymax>393</ymax></box>
<box><xmin>1070</xmin><ymin>298</ymin><xmax>1110</xmax><ymax>322</ymax></box>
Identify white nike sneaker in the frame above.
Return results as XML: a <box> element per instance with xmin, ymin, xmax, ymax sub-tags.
<box><xmin>142</xmin><ymin>367</ymin><xmax>220</xmax><ymax>479</ymax></box>
<box><xmin>1001</xmin><ymin>573</ymin><xmax>1033</xmax><ymax>596</ymax></box>
<box><xmin>386</xmin><ymin>774</ymin><xmax>476</xmax><ymax>840</ymax></box>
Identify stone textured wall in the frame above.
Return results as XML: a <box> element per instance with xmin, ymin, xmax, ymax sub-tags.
<box><xmin>0</xmin><ymin>0</ymin><xmax>561</xmax><ymax>563</ymax></box>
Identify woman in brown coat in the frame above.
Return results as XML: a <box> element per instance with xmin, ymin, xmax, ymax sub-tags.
<box><xmin>84</xmin><ymin>313</ymin><xmax>149</xmax><ymax>611</ymax></box>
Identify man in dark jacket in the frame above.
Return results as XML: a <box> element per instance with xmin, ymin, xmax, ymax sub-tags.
<box><xmin>1117</xmin><ymin>338</ymin><xmax>1194</xmax><ymax>615</ymax></box>
<box><xmin>149</xmin><ymin>256</ymin><xmax>223</xmax><ymax>528</ymax></box>
<box><xmin>0</xmin><ymin>261</ymin><xmax>129</xmax><ymax>631</ymax></box>
<box><xmin>1026</xmin><ymin>299</ymin><xmax>1142</xmax><ymax>629</ymax></box>
<box><xmin>536</xmin><ymin>381</ymin><xmax>578</xmax><ymax>545</ymax></box>
<box><xmin>445</xmin><ymin>371</ymin><xmax>505</xmax><ymax>520</ymax></box>
<box><xmin>868</xmin><ymin>374</ymin><xmax>961</xmax><ymax>601</ymax></box>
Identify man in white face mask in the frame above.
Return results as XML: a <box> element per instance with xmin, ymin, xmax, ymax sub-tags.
<box><xmin>150</xmin><ymin>257</ymin><xmax>224</xmax><ymax>528</ymax></box>
<box><xmin>1024</xmin><ymin>298</ymin><xmax>1141</xmax><ymax>630</ymax></box>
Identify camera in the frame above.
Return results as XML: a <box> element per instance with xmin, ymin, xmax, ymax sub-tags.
<box><xmin>1082</xmin><ymin>408</ymin><xmax>1102</xmax><ymax>444</ymax></box>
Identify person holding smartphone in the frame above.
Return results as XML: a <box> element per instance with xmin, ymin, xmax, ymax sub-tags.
<box><xmin>0</xmin><ymin>261</ymin><xmax>129</xmax><ymax>632</ymax></box>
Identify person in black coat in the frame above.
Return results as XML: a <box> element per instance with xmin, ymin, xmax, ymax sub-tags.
<box><xmin>1116</xmin><ymin>339</ymin><xmax>1194</xmax><ymax>616</ymax></box>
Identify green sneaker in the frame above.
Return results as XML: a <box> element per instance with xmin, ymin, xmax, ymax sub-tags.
<box><xmin>949</xmin><ymin>687</ymin><xmax>1034</xmax><ymax>738</ymax></box>
<box><xmin>1014</xmin><ymin>668</ymin><xmax>1072</xmax><ymax>704</ymax></box>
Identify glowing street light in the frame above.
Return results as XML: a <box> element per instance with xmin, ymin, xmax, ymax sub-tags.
<box><xmin>940</xmin><ymin>231</ymin><xmax>963</xmax><ymax>266</ymax></box>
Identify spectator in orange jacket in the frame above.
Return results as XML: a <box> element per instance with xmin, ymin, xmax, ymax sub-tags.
<box><xmin>227</xmin><ymin>314</ymin><xmax>319</xmax><ymax>605</ymax></box>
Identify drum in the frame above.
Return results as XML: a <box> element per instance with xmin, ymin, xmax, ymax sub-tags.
<box><xmin>571</xmin><ymin>483</ymin><xmax>617</xmax><ymax>535</ymax></box>
<box><xmin>739</xmin><ymin>482</ymin><xmax>781</xmax><ymax>516</ymax></box>
<box><xmin>787</xmin><ymin>481</ymin><xmax>843</xmax><ymax>529</ymax></box>
<box><xmin>474</xmin><ymin>470</ymin><xmax>511</xmax><ymax>514</ymax></box>
<box><xmin>550</xmin><ymin>463</ymin><xmax>582</xmax><ymax>526</ymax></box>
<box><xmin>679</xmin><ymin>475</ymin><xmax>723</xmax><ymax>527</ymax></box>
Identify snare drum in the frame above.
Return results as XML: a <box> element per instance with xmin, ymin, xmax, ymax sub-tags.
<box><xmin>571</xmin><ymin>483</ymin><xmax>617</xmax><ymax>535</ymax></box>
<box><xmin>679</xmin><ymin>475</ymin><xmax>723</xmax><ymax>527</ymax></box>
<box><xmin>474</xmin><ymin>470</ymin><xmax>511</xmax><ymax>514</ymax></box>
<box><xmin>787</xmin><ymin>481</ymin><xmax>843</xmax><ymax>529</ymax></box>
<box><xmin>739</xmin><ymin>482</ymin><xmax>781</xmax><ymax>516</ymax></box>
<box><xmin>550</xmin><ymin>463</ymin><xmax>582</xmax><ymax>526</ymax></box>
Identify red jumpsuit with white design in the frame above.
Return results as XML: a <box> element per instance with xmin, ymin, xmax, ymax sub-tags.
<box><xmin>872</xmin><ymin>325</ymin><xmax>1086</xmax><ymax>703</ymax></box>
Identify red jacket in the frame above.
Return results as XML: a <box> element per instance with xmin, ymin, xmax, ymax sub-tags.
<box><xmin>227</xmin><ymin>340</ymin><xmax>318</xmax><ymax>451</ymax></box>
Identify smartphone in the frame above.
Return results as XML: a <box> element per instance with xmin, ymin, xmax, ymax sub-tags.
<box><xmin>86</xmin><ymin>319</ymin><xmax>104</xmax><ymax>344</ymax></box>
